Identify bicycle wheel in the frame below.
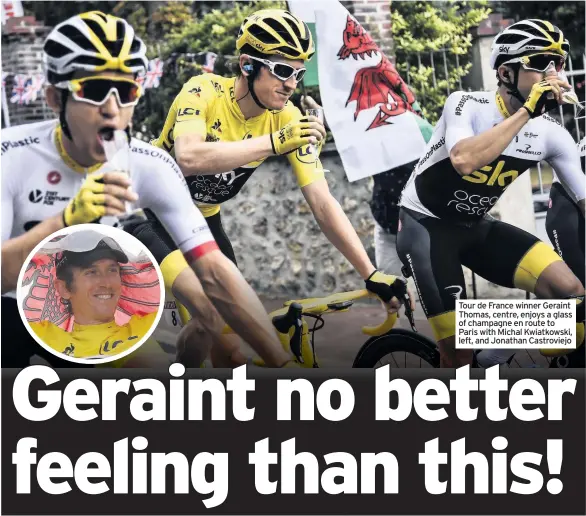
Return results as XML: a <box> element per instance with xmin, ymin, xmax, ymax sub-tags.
<box><xmin>353</xmin><ymin>329</ymin><xmax>440</xmax><ymax>368</ymax></box>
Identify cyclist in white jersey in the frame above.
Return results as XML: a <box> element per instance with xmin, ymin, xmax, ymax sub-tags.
<box><xmin>1</xmin><ymin>11</ymin><xmax>295</xmax><ymax>368</ymax></box>
<box><xmin>397</xmin><ymin>19</ymin><xmax>585</xmax><ymax>367</ymax></box>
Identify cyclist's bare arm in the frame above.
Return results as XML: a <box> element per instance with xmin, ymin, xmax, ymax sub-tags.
<box><xmin>1</xmin><ymin>214</ymin><xmax>64</xmax><ymax>294</ymax></box>
<box><xmin>133</xmin><ymin>156</ymin><xmax>291</xmax><ymax>367</ymax></box>
<box><xmin>302</xmin><ymin>179</ymin><xmax>376</xmax><ymax>280</ymax></box>
<box><xmin>449</xmin><ymin>100</ymin><xmax>530</xmax><ymax>176</ymax></box>
<box><xmin>190</xmin><ymin>250</ymin><xmax>291</xmax><ymax>367</ymax></box>
<box><xmin>175</xmin><ymin>133</ymin><xmax>273</xmax><ymax>176</ymax></box>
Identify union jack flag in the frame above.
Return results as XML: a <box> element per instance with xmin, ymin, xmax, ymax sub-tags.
<box><xmin>10</xmin><ymin>74</ymin><xmax>27</xmax><ymax>104</ymax></box>
<box><xmin>21</xmin><ymin>74</ymin><xmax>45</xmax><ymax>104</ymax></box>
<box><xmin>143</xmin><ymin>58</ymin><xmax>164</xmax><ymax>89</ymax></box>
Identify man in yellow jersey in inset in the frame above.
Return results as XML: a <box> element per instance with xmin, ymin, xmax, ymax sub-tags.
<box><xmin>29</xmin><ymin>230</ymin><xmax>158</xmax><ymax>362</ymax></box>
<box><xmin>151</xmin><ymin>9</ymin><xmax>413</xmax><ymax>366</ymax></box>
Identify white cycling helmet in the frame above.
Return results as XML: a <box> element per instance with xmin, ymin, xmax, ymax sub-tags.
<box><xmin>43</xmin><ymin>11</ymin><xmax>148</xmax><ymax>84</ymax></box>
<box><xmin>490</xmin><ymin>19</ymin><xmax>569</xmax><ymax>70</ymax></box>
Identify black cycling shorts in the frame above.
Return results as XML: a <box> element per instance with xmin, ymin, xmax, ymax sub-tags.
<box><xmin>396</xmin><ymin>207</ymin><xmax>562</xmax><ymax>341</ymax></box>
<box><xmin>124</xmin><ymin>209</ymin><xmax>238</xmax><ymax>268</ymax></box>
<box><xmin>546</xmin><ymin>183</ymin><xmax>585</xmax><ymax>286</ymax></box>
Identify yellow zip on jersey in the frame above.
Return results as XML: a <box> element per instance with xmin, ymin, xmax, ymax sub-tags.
<box><xmin>152</xmin><ymin>73</ymin><xmax>325</xmax><ymax>217</ymax></box>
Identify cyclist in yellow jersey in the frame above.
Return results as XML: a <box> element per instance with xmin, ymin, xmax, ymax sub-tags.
<box><xmin>28</xmin><ymin>230</ymin><xmax>159</xmax><ymax>362</ymax></box>
<box><xmin>151</xmin><ymin>9</ymin><xmax>413</xmax><ymax>366</ymax></box>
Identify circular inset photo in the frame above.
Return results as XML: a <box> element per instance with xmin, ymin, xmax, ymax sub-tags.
<box><xmin>17</xmin><ymin>224</ymin><xmax>165</xmax><ymax>365</ymax></box>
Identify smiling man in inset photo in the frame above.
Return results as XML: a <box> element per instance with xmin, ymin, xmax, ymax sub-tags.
<box><xmin>27</xmin><ymin>229</ymin><xmax>160</xmax><ymax>362</ymax></box>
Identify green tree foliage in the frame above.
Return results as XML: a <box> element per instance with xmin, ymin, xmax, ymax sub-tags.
<box><xmin>390</xmin><ymin>1</ymin><xmax>491</xmax><ymax>124</ymax></box>
<box><xmin>120</xmin><ymin>0</ymin><xmax>286</xmax><ymax>140</ymax></box>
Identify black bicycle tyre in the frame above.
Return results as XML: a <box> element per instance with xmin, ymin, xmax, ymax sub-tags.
<box><xmin>353</xmin><ymin>329</ymin><xmax>440</xmax><ymax>368</ymax></box>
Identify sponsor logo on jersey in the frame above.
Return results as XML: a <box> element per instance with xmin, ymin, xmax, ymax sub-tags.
<box><xmin>447</xmin><ymin>189</ymin><xmax>499</xmax><ymax>216</ymax></box>
<box><xmin>515</xmin><ymin>143</ymin><xmax>542</xmax><ymax>156</ymax></box>
<box><xmin>211</xmin><ymin>119</ymin><xmax>222</xmax><ymax>132</ymax></box>
<box><xmin>417</xmin><ymin>137</ymin><xmax>445</xmax><ymax>168</ymax></box>
<box><xmin>524</xmin><ymin>132</ymin><xmax>539</xmax><ymax>139</ymax></box>
<box><xmin>29</xmin><ymin>190</ymin><xmax>43</xmax><ymax>203</ymax></box>
<box><xmin>177</xmin><ymin>107</ymin><xmax>200</xmax><ymax>117</ymax></box>
<box><xmin>47</xmin><ymin>171</ymin><xmax>61</xmax><ymax>185</ymax></box>
<box><xmin>454</xmin><ymin>95</ymin><xmax>489</xmax><ymax>116</ymax></box>
<box><xmin>63</xmin><ymin>344</ymin><xmax>75</xmax><ymax>356</ymax></box>
<box><xmin>296</xmin><ymin>144</ymin><xmax>317</xmax><ymax>165</ymax></box>
<box><xmin>188</xmin><ymin>86</ymin><xmax>202</xmax><ymax>96</ymax></box>
<box><xmin>212</xmin><ymin>81</ymin><xmax>224</xmax><ymax>95</ymax></box>
<box><xmin>542</xmin><ymin>114</ymin><xmax>562</xmax><ymax>127</ymax></box>
<box><xmin>99</xmin><ymin>336</ymin><xmax>137</xmax><ymax>355</ymax></box>
<box><xmin>1</xmin><ymin>136</ymin><xmax>41</xmax><ymax>155</ymax></box>
<box><xmin>462</xmin><ymin>160</ymin><xmax>519</xmax><ymax>187</ymax></box>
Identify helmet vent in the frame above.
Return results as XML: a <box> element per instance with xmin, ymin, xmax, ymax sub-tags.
<box><xmin>68</xmin><ymin>55</ymin><xmax>107</xmax><ymax>67</ymax></box>
<box><xmin>495</xmin><ymin>33</ymin><xmax>526</xmax><ymax>45</ymax></box>
<box><xmin>265</xmin><ymin>18</ymin><xmax>296</xmax><ymax>47</ymax></box>
<box><xmin>249</xmin><ymin>22</ymin><xmax>280</xmax><ymax>44</ymax></box>
<box><xmin>44</xmin><ymin>40</ymin><xmax>71</xmax><ymax>58</ymax></box>
<box><xmin>58</xmin><ymin>25</ymin><xmax>96</xmax><ymax>52</ymax></box>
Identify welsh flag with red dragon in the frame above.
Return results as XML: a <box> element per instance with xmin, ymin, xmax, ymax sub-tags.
<box><xmin>290</xmin><ymin>0</ymin><xmax>428</xmax><ymax>181</ymax></box>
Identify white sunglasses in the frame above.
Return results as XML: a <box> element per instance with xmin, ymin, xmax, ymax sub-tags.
<box><xmin>246</xmin><ymin>55</ymin><xmax>307</xmax><ymax>82</ymax></box>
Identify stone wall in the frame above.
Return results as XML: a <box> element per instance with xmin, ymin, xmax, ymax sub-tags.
<box><xmin>221</xmin><ymin>144</ymin><xmax>377</xmax><ymax>299</ymax></box>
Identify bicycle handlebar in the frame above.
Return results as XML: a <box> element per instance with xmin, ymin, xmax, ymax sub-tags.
<box><xmin>222</xmin><ymin>281</ymin><xmax>417</xmax><ymax>339</ymax></box>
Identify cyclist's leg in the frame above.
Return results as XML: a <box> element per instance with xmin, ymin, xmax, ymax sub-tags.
<box><xmin>123</xmin><ymin>210</ymin><xmax>219</xmax><ymax>365</ymax></box>
<box><xmin>203</xmin><ymin>209</ymin><xmax>251</xmax><ymax>366</ymax></box>
<box><xmin>546</xmin><ymin>183</ymin><xmax>585</xmax><ymax>286</ymax></box>
<box><xmin>396</xmin><ymin>207</ymin><xmax>472</xmax><ymax>367</ymax></box>
<box><xmin>205</xmin><ymin>211</ymin><xmax>238</xmax><ymax>266</ymax></box>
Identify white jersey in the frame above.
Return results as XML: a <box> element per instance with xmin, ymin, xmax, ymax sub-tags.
<box><xmin>400</xmin><ymin>91</ymin><xmax>585</xmax><ymax>222</ymax></box>
<box><xmin>552</xmin><ymin>137</ymin><xmax>585</xmax><ymax>185</ymax></box>
<box><xmin>2</xmin><ymin>120</ymin><xmax>215</xmax><ymax>296</ymax></box>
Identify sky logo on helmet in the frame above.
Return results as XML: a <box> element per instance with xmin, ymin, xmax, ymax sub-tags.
<box><xmin>498</xmin><ymin>45</ymin><xmax>510</xmax><ymax>53</ymax></box>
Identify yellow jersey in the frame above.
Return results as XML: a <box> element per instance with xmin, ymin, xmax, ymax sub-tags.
<box><xmin>29</xmin><ymin>312</ymin><xmax>158</xmax><ymax>360</ymax></box>
<box><xmin>152</xmin><ymin>73</ymin><xmax>325</xmax><ymax>217</ymax></box>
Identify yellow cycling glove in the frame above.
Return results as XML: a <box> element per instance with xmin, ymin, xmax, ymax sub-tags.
<box><xmin>63</xmin><ymin>172</ymin><xmax>107</xmax><ymax>226</ymax></box>
<box><xmin>270</xmin><ymin>118</ymin><xmax>315</xmax><ymax>155</ymax></box>
<box><xmin>522</xmin><ymin>80</ymin><xmax>559</xmax><ymax>118</ymax></box>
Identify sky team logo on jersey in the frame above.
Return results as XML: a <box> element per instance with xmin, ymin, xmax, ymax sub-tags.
<box><xmin>47</xmin><ymin>171</ymin><xmax>61</xmax><ymax>185</ymax></box>
<box><xmin>338</xmin><ymin>15</ymin><xmax>418</xmax><ymax>131</ymax></box>
<box><xmin>188</xmin><ymin>86</ymin><xmax>202</xmax><ymax>97</ymax></box>
<box><xmin>212</xmin><ymin>119</ymin><xmax>222</xmax><ymax>133</ymax></box>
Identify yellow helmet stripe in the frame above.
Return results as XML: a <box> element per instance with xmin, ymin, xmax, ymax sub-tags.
<box><xmin>542</xmin><ymin>20</ymin><xmax>555</xmax><ymax>32</ymax></box>
<box><xmin>80</xmin><ymin>11</ymin><xmax>118</xmax><ymax>41</ymax></box>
